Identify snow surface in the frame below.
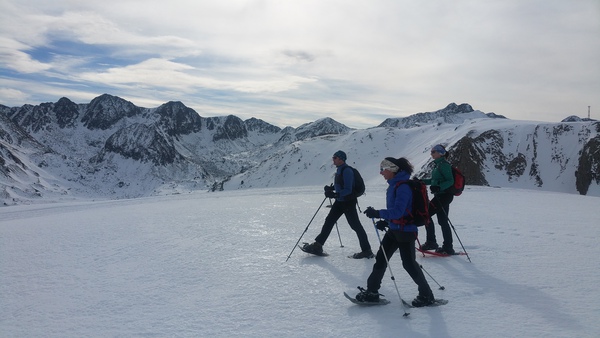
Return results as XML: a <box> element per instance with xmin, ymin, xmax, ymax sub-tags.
<box><xmin>1</xmin><ymin>185</ymin><xmax>599</xmax><ymax>337</ymax></box>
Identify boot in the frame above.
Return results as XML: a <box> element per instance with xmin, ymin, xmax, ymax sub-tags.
<box><xmin>350</xmin><ymin>250</ymin><xmax>374</xmax><ymax>259</ymax></box>
<box><xmin>355</xmin><ymin>287</ymin><xmax>380</xmax><ymax>302</ymax></box>
<box><xmin>412</xmin><ymin>294</ymin><xmax>435</xmax><ymax>307</ymax></box>
<box><xmin>420</xmin><ymin>242</ymin><xmax>438</xmax><ymax>251</ymax></box>
<box><xmin>435</xmin><ymin>246</ymin><xmax>455</xmax><ymax>255</ymax></box>
<box><xmin>302</xmin><ymin>242</ymin><xmax>323</xmax><ymax>255</ymax></box>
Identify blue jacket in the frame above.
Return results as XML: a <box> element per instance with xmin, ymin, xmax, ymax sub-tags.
<box><xmin>378</xmin><ymin>171</ymin><xmax>418</xmax><ymax>232</ymax></box>
<box><xmin>334</xmin><ymin>163</ymin><xmax>354</xmax><ymax>201</ymax></box>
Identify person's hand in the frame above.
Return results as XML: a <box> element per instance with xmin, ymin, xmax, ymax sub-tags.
<box><xmin>430</xmin><ymin>186</ymin><xmax>440</xmax><ymax>193</ymax></box>
<box><xmin>325</xmin><ymin>190</ymin><xmax>337</xmax><ymax>198</ymax></box>
<box><xmin>324</xmin><ymin>185</ymin><xmax>334</xmax><ymax>193</ymax></box>
<box><xmin>375</xmin><ymin>220</ymin><xmax>389</xmax><ymax>231</ymax></box>
<box><xmin>364</xmin><ymin>207</ymin><xmax>380</xmax><ymax>219</ymax></box>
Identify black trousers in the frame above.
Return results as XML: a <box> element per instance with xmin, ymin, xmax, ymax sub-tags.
<box><xmin>315</xmin><ymin>199</ymin><xmax>372</xmax><ymax>252</ymax></box>
<box><xmin>425</xmin><ymin>193</ymin><xmax>454</xmax><ymax>248</ymax></box>
<box><xmin>366</xmin><ymin>231</ymin><xmax>433</xmax><ymax>298</ymax></box>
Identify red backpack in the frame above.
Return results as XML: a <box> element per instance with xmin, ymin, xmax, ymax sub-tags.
<box><xmin>448</xmin><ymin>167</ymin><xmax>465</xmax><ymax>196</ymax></box>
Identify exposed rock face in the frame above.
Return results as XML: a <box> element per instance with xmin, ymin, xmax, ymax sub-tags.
<box><xmin>155</xmin><ymin>101</ymin><xmax>202</xmax><ymax>136</ymax></box>
<box><xmin>82</xmin><ymin>94</ymin><xmax>142</xmax><ymax>130</ymax></box>
<box><xmin>576</xmin><ymin>133</ymin><xmax>600</xmax><ymax>195</ymax></box>
<box><xmin>244</xmin><ymin>117</ymin><xmax>281</xmax><ymax>134</ymax></box>
<box><xmin>212</xmin><ymin>115</ymin><xmax>247</xmax><ymax>141</ymax></box>
<box><xmin>93</xmin><ymin>124</ymin><xmax>181</xmax><ymax>165</ymax></box>
<box><xmin>506</xmin><ymin>153</ymin><xmax>528</xmax><ymax>181</ymax></box>
<box><xmin>448</xmin><ymin>136</ymin><xmax>488</xmax><ymax>186</ymax></box>
<box><xmin>54</xmin><ymin>97</ymin><xmax>80</xmax><ymax>129</ymax></box>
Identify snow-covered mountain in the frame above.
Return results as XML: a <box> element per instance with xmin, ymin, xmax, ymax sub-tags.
<box><xmin>1</xmin><ymin>94</ymin><xmax>599</xmax><ymax>205</ymax></box>
<box><xmin>377</xmin><ymin>103</ymin><xmax>506</xmax><ymax>128</ymax></box>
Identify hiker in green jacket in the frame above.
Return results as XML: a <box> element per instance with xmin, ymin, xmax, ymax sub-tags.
<box><xmin>420</xmin><ymin>144</ymin><xmax>456</xmax><ymax>255</ymax></box>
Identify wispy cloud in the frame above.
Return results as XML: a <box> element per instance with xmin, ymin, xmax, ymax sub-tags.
<box><xmin>1</xmin><ymin>0</ymin><xmax>598</xmax><ymax>127</ymax></box>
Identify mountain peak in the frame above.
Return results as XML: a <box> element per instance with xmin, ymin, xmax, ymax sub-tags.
<box><xmin>562</xmin><ymin>115</ymin><xmax>597</xmax><ymax>122</ymax></box>
<box><xmin>378</xmin><ymin>102</ymin><xmax>494</xmax><ymax>128</ymax></box>
<box><xmin>82</xmin><ymin>94</ymin><xmax>141</xmax><ymax>130</ymax></box>
<box><xmin>294</xmin><ymin>117</ymin><xmax>350</xmax><ymax>140</ymax></box>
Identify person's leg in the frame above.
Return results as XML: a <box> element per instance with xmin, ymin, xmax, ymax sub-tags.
<box><xmin>344</xmin><ymin>201</ymin><xmax>372</xmax><ymax>253</ymax></box>
<box><xmin>435</xmin><ymin>194</ymin><xmax>454</xmax><ymax>250</ymax></box>
<box><xmin>366</xmin><ymin>232</ymin><xmax>399</xmax><ymax>292</ymax></box>
<box><xmin>420</xmin><ymin>198</ymin><xmax>438</xmax><ymax>249</ymax></box>
<box><xmin>396</xmin><ymin>232</ymin><xmax>433</xmax><ymax>299</ymax></box>
<box><xmin>314</xmin><ymin>201</ymin><xmax>345</xmax><ymax>245</ymax></box>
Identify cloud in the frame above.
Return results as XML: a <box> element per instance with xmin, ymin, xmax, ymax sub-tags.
<box><xmin>0</xmin><ymin>87</ymin><xmax>28</xmax><ymax>102</ymax></box>
<box><xmin>75</xmin><ymin>58</ymin><xmax>317</xmax><ymax>94</ymax></box>
<box><xmin>0</xmin><ymin>0</ymin><xmax>599</xmax><ymax>127</ymax></box>
<box><xmin>0</xmin><ymin>37</ymin><xmax>52</xmax><ymax>73</ymax></box>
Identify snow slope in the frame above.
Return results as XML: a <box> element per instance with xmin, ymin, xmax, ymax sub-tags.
<box><xmin>1</xmin><ymin>186</ymin><xmax>599</xmax><ymax>337</ymax></box>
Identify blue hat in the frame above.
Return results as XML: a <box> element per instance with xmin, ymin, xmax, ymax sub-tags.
<box><xmin>333</xmin><ymin>150</ymin><xmax>347</xmax><ymax>161</ymax></box>
<box><xmin>431</xmin><ymin>144</ymin><xmax>446</xmax><ymax>155</ymax></box>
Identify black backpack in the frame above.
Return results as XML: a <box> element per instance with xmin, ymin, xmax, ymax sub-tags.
<box><xmin>339</xmin><ymin>166</ymin><xmax>366</xmax><ymax>198</ymax></box>
<box><xmin>391</xmin><ymin>179</ymin><xmax>430</xmax><ymax>227</ymax></box>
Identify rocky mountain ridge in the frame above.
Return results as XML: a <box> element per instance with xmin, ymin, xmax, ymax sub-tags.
<box><xmin>1</xmin><ymin>94</ymin><xmax>599</xmax><ymax>205</ymax></box>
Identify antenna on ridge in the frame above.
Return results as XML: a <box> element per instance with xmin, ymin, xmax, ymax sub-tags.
<box><xmin>588</xmin><ymin>106</ymin><xmax>591</xmax><ymax>120</ymax></box>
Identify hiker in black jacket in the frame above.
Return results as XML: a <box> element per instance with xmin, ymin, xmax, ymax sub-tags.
<box><xmin>302</xmin><ymin>150</ymin><xmax>374</xmax><ymax>259</ymax></box>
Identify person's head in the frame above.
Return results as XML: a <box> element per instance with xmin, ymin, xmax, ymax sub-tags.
<box><xmin>430</xmin><ymin>144</ymin><xmax>447</xmax><ymax>159</ymax></box>
<box><xmin>380</xmin><ymin>157</ymin><xmax>413</xmax><ymax>180</ymax></box>
<box><xmin>332</xmin><ymin>150</ymin><xmax>347</xmax><ymax>166</ymax></box>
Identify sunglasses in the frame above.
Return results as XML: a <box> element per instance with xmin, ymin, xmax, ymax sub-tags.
<box><xmin>332</xmin><ymin>156</ymin><xmax>339</xmax><ymax>160</ymax></box>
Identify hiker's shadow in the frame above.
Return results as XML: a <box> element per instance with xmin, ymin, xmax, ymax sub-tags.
<box><xmin>299</xmin><ymin>254</ymin><xmax>448</xmax><ymax>337</ymax></box>
<box><xmin>436</xmin><ymin>258</ymin><xmax>581</xmax><ymax>331</ymax></box>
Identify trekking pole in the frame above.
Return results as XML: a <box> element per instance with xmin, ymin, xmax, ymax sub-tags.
<box><xmin>419</xmin><ymin>264</ymin><xmax>445</xmax><ymax>290</ymax></box>
<box><xmin>330</xmin><ymin>199</ymin><xmax>344</xmax><ymax>248</ymax></box>
<box><xmin>286</xmin><ymin>196</ymin><xmax>327</xmax><ymax>262</ymax></box>
<box><xmin>371</xmin><ymin>218</ymin><xmax>410</xmax><ymax>317</ymax></box>
<box><xmin>439</xmin><ymin>205</ymin><xmax>472</xmax><ymax>263</ymax></box>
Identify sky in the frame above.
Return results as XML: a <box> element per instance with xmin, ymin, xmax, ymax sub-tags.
<box><xmin>1</xmin><ymin>186</ymin><xmax>599</xmax><ymax>337</ymax></box>
<box><xmin>0</xmin><ymin>0</ymin><xmax>599</xmax><ymax>129</ymax></box>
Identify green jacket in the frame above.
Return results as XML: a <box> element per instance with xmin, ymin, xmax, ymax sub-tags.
<box><xmin>422</xmin><ymin>157</ymin><xmax>454</xmax><ymax>193</ymax></box>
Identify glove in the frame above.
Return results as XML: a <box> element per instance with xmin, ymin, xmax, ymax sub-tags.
<box><xmin>324</xmin><ymin>185</ymin><xmax>335</xmax><ymax>193</ymax></box>
<box><xmin>364</xmin><ymin>207</ymin><xmax>380</xmax><ymax>219</ymax></box>
<box><xmin>430</xmin><ymin>186</ymin><xmax>440</xmax><ymax>193</ymax></box>
<box><xmin>375</xmin><ymin>220</ymin><xmax>389</xmax><ymax>231</ymax></box>
<box><xmin>325</xmin><ymin>190</ymin><xmax>337</xmax><ymax>198</ymax></box>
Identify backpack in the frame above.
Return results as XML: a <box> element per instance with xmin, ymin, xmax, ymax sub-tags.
<box><xmin>448</xmin><ymin>167</ymin><xmax>465</xmax><ymax>196</ymax></box>
<box><xmin>340</xmin><ymin>166</ymin><xmax>366</xmax><ymax>198</ymax></box>
<box><xmin>391</xmin><ymin>179</ymin><xmax>430</xmax><ymax>227</ymax></box>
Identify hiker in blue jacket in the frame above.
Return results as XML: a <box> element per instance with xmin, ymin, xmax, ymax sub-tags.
<box><xmin>357</xmin><ymin>157</ymin><xmax>435</xmax><ymax>307</ymax></box>
<box><xmin>302</xmin><ymin>150</ymin><xmax>374</xmax><ymax>259</ymax></box>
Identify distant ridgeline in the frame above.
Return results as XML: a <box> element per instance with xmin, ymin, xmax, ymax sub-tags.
<box><xmin>1</xmin><ymin>94</ymin><xmax>598</xmax><ymax>205</ymax></box>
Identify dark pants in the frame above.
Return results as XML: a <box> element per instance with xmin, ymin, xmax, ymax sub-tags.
<box><xmin>426</xmin><ymin>193</ymin><xmax>454</xmax><ymax>248</ymax></box>
<box><xmin>315</xmin><ymin>199</ymin><xmax>372</xmax><ymax>252</ymax></box>
<box><xmin>367</xmin><ymin>231</ymin><xmax>433</xmax><ymax>298</ymax></box>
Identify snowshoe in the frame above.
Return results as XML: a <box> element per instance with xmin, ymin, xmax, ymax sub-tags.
<box><xmin>348</xmin><ymin>250</ymin><xmax>374</xmax><ymax>259</ymax></box>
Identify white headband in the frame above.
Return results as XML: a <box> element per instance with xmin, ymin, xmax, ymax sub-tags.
<box><xmin>380</xmin><ymin>159</ymin><xmax>399</xmax><ymax>173</ymax></box>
